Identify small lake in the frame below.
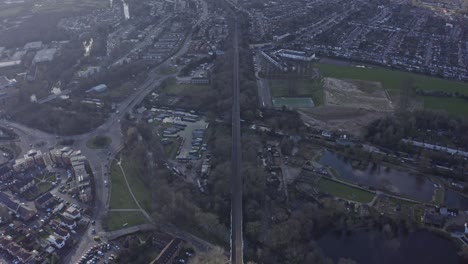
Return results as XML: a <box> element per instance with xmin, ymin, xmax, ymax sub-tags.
<box><xmin>319</xmin><ymin>230</ymin><xmax>461</xmax><ymax>264</ymax></box>
<box><xmin>445</xmin><ymin>190</ymin><xmax>468</xmax><ymax>210</ymax></box>
<box><xmin>319</xmin><ymin>150</ymin><xmax>435</xmax><ymax>202</ymax></box>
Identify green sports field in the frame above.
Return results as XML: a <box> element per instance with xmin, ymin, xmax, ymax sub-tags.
<box><xmin>272</xmin><ymin>97</ymin><xmax>315</xmax><ymax>108</ymax></box>
<box><xmin>315</xmin><ymin>63</ymin><xmax>468</xmax><ymax>115</ymax></box>
<box><xmin>269</xmin><ymin>79</ymin><xmax>324</xmax><ymax>105</ymax></box>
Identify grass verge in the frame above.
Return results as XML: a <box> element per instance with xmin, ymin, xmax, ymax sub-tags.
<box><xmin>104</xmin><ymin>211</ymin><xmax>148</xmax><ymax>232</ymax></box>
<box><xmin>109</xmin><ymin>159</ymin><xmax>138</xmax><ymax>209</ymax></box>
<box><xmin>86</xmin><ymin>135</ymin><xmax>112</xmax><ymax>149</ymax></box>
<box><xmin>317</xmin><ymin>178</ymin><xmax>375</xmax><ymax>203</ymax></box>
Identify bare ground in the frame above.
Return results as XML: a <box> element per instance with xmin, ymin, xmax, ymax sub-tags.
<box><xmin>298</xmin><ymin>106</ymin><xmax>388</xmax><ymax>138</ymax></box>
<box><xmin>323</xmin><ymin>78</ymin><xmax>394</xmax><ymax>112</ymax></box>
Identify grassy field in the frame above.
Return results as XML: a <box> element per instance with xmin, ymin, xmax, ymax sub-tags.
<box><xmin>119</xmin><ymin>157</ymin><xmax>152</xmax><ymax>212</ymax></box>
<box><xmin>104</xmin><ymin>211</ymin><xmax>148</xmax><ymax>232</ymax></box>
<box><xmin>32</xmin><ymin>0</ymin><xmax>108</xmax><ymax>13</ymax></box>
<box><xmin>422</xmin><ymin>97</ymin><xmax>468</xmax><ymax>116</ymax></box>
<box><xmin>315</xmin><ymin>63</ymin><xmax>468</xmax><ymax>115</ymax></box>
<box><xmin>163</xmin><ymin>138</ymin><xmax>180</xmax><ymax>159</ymax></box>
<box><xmin>86</xmin><ymin>135</ymin><xmax>111</xmax><ymax>149</ymax></box>
<box><xmin>434</xmin><ymin>187</ymin><xmax>445</xmax><ymax>205</ymax></box>
<box><xmin>317</xmin><ymin>178</ymin><xmax>375</xmax><ymax>203</ymax></box>
<box><xmin>272</xmin><ymin>97</ymin><xmax>315</xmax><ymax>108</ymax></box>
<box><xmin>269</xmin><ymin>79</ymin><xmax>324</xmax><ymax>105</ymax></box>
<box><xmin>163</xmin><ymin>83</ymin><xmax>211</xmax><ymax>97</ymax></box>
<box><xmin>316</xmin><ymin>63</ymin><xmax>468</xmax><ymax>95</ymax></box>
<box><xmin>109</xmin><ymin>159</ymin><xmax>138</xmax><ymax>209</ymax></box>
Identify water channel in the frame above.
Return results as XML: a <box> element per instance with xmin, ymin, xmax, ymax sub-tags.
<box><xmin>319</xmin><ymin>150</ymin><xmax>435</xmax><ymax>202</ymax></box>
<box><xmin>319</xmin><ymin>229</ymin><xmax>461</xmax><ymax>264</ymax></box>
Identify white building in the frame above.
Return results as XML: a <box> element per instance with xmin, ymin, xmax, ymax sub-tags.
<box><xmin>47</xmin><ymin>235</ymin><xmax>65</xmax><ymax>249</ymax></box>
<box><xmin>0</xmin><ymin>76</ymin><xmax>16</xmax><ymax>89</ymax></box>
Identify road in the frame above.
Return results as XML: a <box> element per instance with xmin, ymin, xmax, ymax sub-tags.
<box><xmin>0</xmin><ymin>1</ymin><xmax>211</xmax><ymax>263</ymax></box>
<box><xmin>230</xmin><ymin>19</ymin><xmax>244</xmax><ymax>264</ymax></box>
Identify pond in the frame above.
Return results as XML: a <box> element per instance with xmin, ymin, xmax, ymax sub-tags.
<box><xmin>319</xmin><ymin>229</ymin><xmax>461</xmax><ymax>264</ymax></box>
<box><xmin>445</xmin><ymin>189</ymin><xmax>468</xmax><ymax>210</ymax></box>
<box><xmin>319</xmin><ymin>150</ymin><xmax>435</xmax><ymax>202</ymax></box>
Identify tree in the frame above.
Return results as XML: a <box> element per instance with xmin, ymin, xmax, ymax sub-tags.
<box><xmin>189</xmin><ymin>247</ymin><xmax>228</xmax><ymax>264</ymax></box>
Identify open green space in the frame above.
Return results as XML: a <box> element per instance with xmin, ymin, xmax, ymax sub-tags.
<box><xmin>269</xmin><ymin>79</ymin><xmax>324</xmax><ymax>105</ymax></box>
<box><xmin>163</xmin><ymin>138</ymin><xmax>180</xmax><ymax>159</ymax></box>
<box><xmin>421</xmin><ymin>97</ymin><xmax>468</xmax><ymax>116</ymax></box>
<box><xmin>163</xmin><ymin>83</ymin><xmax>211</xmax><ymax>97</ymax></box>
<box><xmin>315</xmin><ymin>63</ymin><xmax>468</xmax><ymax>115</ymax></box>
<box><xmin>109</xmin><ymin>159</ymin><xmax>138</xmax><ymax>210</ymax></box>
<box><xmin>316</xmin><ymin>63</ymin><xmax>468</xmax><ymax>95</ymax></box>
<box><xmin>272</xmin><ymin>97</ymin><xmax>315</xmax><ymax>108</ymax></box>
<box><xmin>434</xmin><ymin>187</ymin><xmax>445</xmax><ymax>205</ymax></box>
<box><xmin>86</xmin><ymin>135</ymin><xmax>112</xmax><ymax>149</ymax></box>
<box><xmin>109</xmin><ymin>154</ymin><xmax>152</xmax><ymax>212</ymax></box>
<box><xmin>317</xmin><ymin>178</ymin><xmax>375</xmax><ymax>203</ymax></box>
<box><xmin>23</xmin><ymin>173</ymin><xmax>56</xmax><ymax>200</ymax></box>
<box><xmin>104</xmin><ymin>211</ymin><xmax>148</xmax><ymax>232</ymax></box>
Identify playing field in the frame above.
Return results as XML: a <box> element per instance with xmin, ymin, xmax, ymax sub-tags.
<box><xmin>269</xmin><ymin>79</ymin><xmax>324</xmax><ymax>105</ymax></box>
<box><xmin>315</xmin><ymin>63</ymin><xmax>468</xmax><ymax>115</ymax></box>
<box><xmin>272</xmin><ymin>97</ymin><xmax>315</xmax><ymax>108</ymax></box>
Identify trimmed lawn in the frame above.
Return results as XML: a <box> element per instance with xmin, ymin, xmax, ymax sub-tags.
<box><xmin>104</xmin><ymin>211</ymin><xmax>148</xmax><ymax>231</ymax></box>
<box><xmin>421</xmin><ymin>97</ymin><xmax>468</xmax><ymax>116</ymax></box>
<box><xmin>110</xmin><ymin>154</ymin><xmax>152</xmax><ymax>212</ymax></box>
<box><xmin>318</xmin><ymin>178</ymin><xmax>375</xmax><ymax>203</ymax></box>
<box><xmin>269</xmin><ymin>79</ymin><xmax>324</xmax><ymax>105</ymax></box>
<box><xmin>163</xmin><ymin>83</ymin><xmax>210</xmax><ymax>97</ymax></box>
<box><xmin>109</xmin><ymin>160</ymin><xmax>138</xmax><ymax>209</ymax></box>
<box><xmin>434</xmin><ymin>187</ymin><xmax>445</xmax><ymax>205</ymax></box>
<box><xmin>120</xmin><ymin>158</ymin><xmax>152</xmax><ymax>212</ymax></box>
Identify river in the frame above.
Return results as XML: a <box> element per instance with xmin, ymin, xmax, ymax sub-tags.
<box><xmin>319</xmin><ymin>150</ymin><xmax>435</xmax><ymax>202</ymax></box>
<box><xmin>445</xmin><ymin>189</ymin><xmax>468</xmax><ymax>210</ymax></box>
<box><xmin>319</xmin><ymin>229</ymin><xmax>461</xmax><ymax>264</ymax></box>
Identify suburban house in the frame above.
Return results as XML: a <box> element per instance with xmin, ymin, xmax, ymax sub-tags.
<box><xmin>47</xmin><ymin>235</ymin><xmax>65</xmax><ymax>249</ymax></box>
<box><xmin>0</xmin><ymin>193</ymin><xmax>36</xmax><ymax>221</ymax></box>
<box><xmin>63</xmin><ymin>207</ymin><xmax>81</xmax><ymax>220</ymax></box>
<box><xmin>12</xmin><ymin>178</ymin><xmax>35</xmax><ymax>194</ymax></box>
<box><xmin>0</xmin><ymin>164</ymin><xmax>13</xmax><ymax>181</ymax></box>
<box><xmin>53</xmin><ymin>228</ymin><xmax>70</xmax><ymax>241</ymax></box>
<box><xmin>35</xmin><ymin>192</ymin><xmax>55</xmax><ymax>210</ymax></box>
<box><xmin>59</xmin><ymin>217</ymin><xmax>76</xmax><ymax>230</ymax></box>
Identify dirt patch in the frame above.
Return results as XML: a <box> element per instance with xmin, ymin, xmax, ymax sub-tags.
<box><xmin>298</xmin><ymin>106</ymin><xmax>388</xmax><ymax>137</ymax></box>
<box><xmin>324</xmin><ymin>78</ymin><xmax>394</xmax><ymax>112</ymax></box>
